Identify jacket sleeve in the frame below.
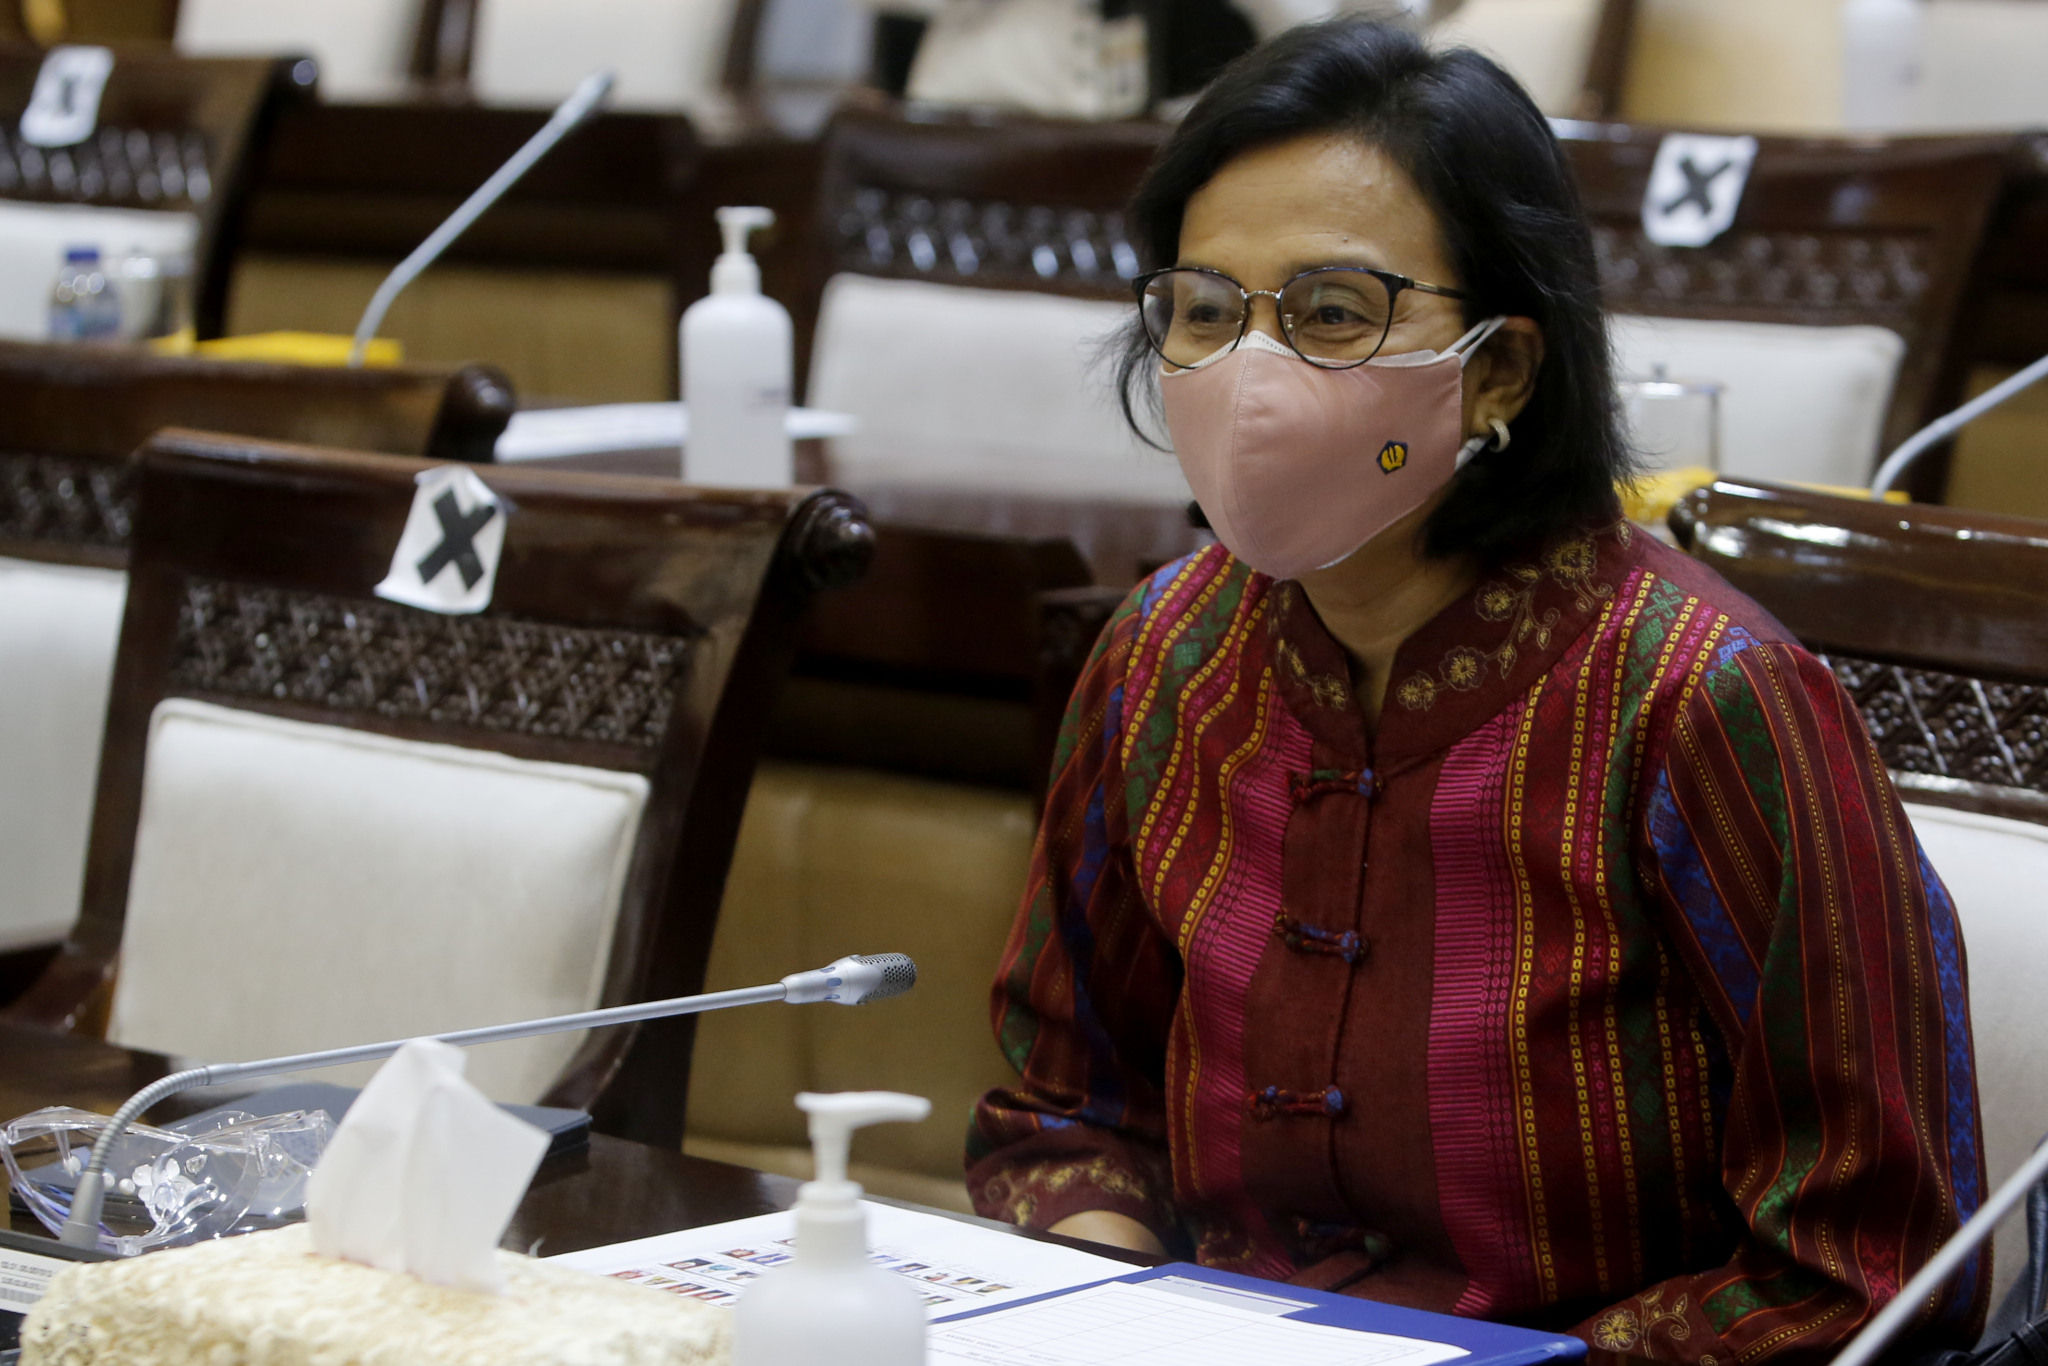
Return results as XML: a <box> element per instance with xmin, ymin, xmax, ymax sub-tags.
<box><xmin>965</xmin><ymin>585</ymin><xmax>1184</xmax><ymax>1247</ymax></box>
<box><xmin>1577</xmin><ymin>637</ymin><xmax>1988</xmax><ymax>1365</ymax></box>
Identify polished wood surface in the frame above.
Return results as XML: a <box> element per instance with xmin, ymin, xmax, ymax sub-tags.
<box><xmin>0</xmin><ymin>44</ymin><xmax>315</xmax><ymax>337</ymax></box>
<box><xmin>1670</xmin><ymin>479</ymin><xmax>2048</xmax><ymax>820</ymax></box>
<box><xmin>6</xmin><ymin>432</ymin><xmax>874</xmax><ymax>1149</ymax></box>
<box><xmin>0</xmin><ymin>1019</ymin><xmax>799</xmax><ymax>1251</ymax></box>
<box><xmin>0</xmin><ymin>342</ymin><xmax>516</xmax><ymax>571</ymax></box>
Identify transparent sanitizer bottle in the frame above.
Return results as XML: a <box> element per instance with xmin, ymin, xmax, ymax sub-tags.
<box><xmin>733</xmin><ymin>1091</ymin><xmax>933</xmax><ymax>1366</ymax></box>
<box><xmin>681</xmin><ymin>206</ymin><xmax>794</xmax><ymax>487</ymax></box>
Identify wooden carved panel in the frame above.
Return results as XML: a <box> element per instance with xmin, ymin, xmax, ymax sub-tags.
<box><xmin>1826</xmin><ymin>653</ymin><xmax>2048</xmax><ymax>797</ymax></box>
<box><xmin>831</xmin><ymin>185</ymin><xmax>1141</xmax><ymax>292</ymax></box>
<box><xmin>0</xmin><ymin>126</ymin><xmax>213</xmax><ymax>207</ymax></box>
<box><xmin>1594</xmin><ymin>226</ymin><xmax>1931</xmax><ymax>324</ymax></box>
<box><xmin>167</xmin><ymin>578</ymin><xmax>695</xmax><ymax>749</ymax></box>
<box><xmin>0</xmin><ymin>450</ymin><xmax>134</xmax><ymax>550</ymax></box>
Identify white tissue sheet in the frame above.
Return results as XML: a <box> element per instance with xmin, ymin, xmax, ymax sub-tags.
<box><xmin>305</xmin><ymin>1039</ymin><xmax>549</xmax><ymax>1293</ymax></box>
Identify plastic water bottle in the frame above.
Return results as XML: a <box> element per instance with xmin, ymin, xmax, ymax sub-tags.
<box><xmin>48</xmin><ymin>247</ymin><xmax>122</xmax><ymax>342</ymax></box>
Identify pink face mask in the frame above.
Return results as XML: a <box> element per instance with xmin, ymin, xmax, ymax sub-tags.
<box><xmin>1160</xmin><ymin>317</ymin><xmax>1506</xmax><ymax>581</ymax></box>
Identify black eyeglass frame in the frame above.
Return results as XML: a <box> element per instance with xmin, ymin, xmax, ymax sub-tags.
<box><xmin>1132</xmin><ymin>264</ymin><xmax>1470</xmax><ymax>371</ymax></box>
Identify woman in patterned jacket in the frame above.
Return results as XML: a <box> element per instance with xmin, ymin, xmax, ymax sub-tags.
<box><xmin>967</xmin><ymin>17</ymin><xmax>1986</xmax><ymax>1365</ymax></box>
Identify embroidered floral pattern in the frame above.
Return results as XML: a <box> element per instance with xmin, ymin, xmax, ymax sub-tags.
<box><xmin>1395</xmin><ymin>526</ymin><xmax>1623</xmax><ymax>711</ymax></box>
<box><xmin>1276</xmin><ymin>638</ymin><xmax>1351</xmax><ymax>712</ymax></box>
<box><xmin>1592</xmin><ymin>1289</ymin><xmax>1692</xmax><ymax>1357</ymax></box>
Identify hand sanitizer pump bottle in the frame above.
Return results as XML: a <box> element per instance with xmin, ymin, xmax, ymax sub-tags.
<box><xmin>734</xmin><ymin>1091</ymin><xmax>933</xmax><ymax>1366</ymax></box>
<box><xmin>681</xmin><ymin>206</ymin><xmax>793</xmax><ymax>487</ymax></box>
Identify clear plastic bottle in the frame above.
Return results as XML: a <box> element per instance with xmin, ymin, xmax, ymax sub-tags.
<box><xmin>733</xmin><ymin>1092</ymin><xmax>932</xmax><ymax>1366</ymax></box>
<box><xmin>48</xmin><ymin>246</ymin><xmax>122</xmax><ymax>342</ymax></box>
<box><xmin>680</xmin><ymin>206</ymin><xmax>794</xmax><ymax>488</ymax></box>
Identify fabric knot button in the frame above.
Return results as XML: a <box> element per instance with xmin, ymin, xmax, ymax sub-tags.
<box><xmin>1288</xmin><ymin>768</ymin><xmax>1377</xmax><ymax>804</ymax></box>
<box><xmin>1246</xmin><ymin>1085</ymin><xmax>1348</xmax><ymax>1120</ymax></box>
<box><xmin>1293</xmin><ymin>1218</ymin><xmax>1394</xmax><ymax>1265</ymax></box>
<box><xmin>1273</xmin><ymin>913</ymin><xmax>1369</xmax><ymax>965</ymax></box>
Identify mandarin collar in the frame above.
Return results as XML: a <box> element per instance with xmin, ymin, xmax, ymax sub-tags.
<box><xmin>1267</xmin><ymin>521</ymin><xmax>1642</xmax><ymax>769</ymax></box>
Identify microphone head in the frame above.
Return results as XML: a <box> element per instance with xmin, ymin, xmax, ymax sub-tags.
<box><xmin>849</xmin><ymin>953</ymin><xmax>917</xmax><ymax>1003</ymax></box>
<box><xmin>781</xmin><ymin>954</ymin><xmax>918</xmax><ymax>1005</ymax></box>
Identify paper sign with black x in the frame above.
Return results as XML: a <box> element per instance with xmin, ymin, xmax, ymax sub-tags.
<box><xmin>20</xmin><ymin>45</ymin><xmax>114</xmax><ymax>149</ymax></box>
<box><xmin>1641</xmin><ymin>133</ymin><xmax>1759</xmax><ymax>249</ymax></box>
<box><xmin>373</xmin><ymin>465</ymin><xmax>507</xmax><ymax>615</ymax></box>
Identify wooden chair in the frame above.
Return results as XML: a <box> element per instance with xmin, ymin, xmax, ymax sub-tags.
<box><xmin>1556</xmin><ymin>123</ymin><xmax>2016</xmax><ymax>494</ymax></box>
<box><xmin>6</xmin><ymin>430</ymin><xmax>872</xmax><ymax>1148</ymax></box>
<box><xmin>1669</xmin><ymin>478</ymin><xmax>2048</xmax><ymax>1308</ymax></box>
<box><xmin>0</xmin><ymin>44</ymin><xmax>314</xmax><ymax>339</ymax></box>
<box><xmin>0</xmin><ymin>346</ymin><xmax>517</xmax><ymax>994</ymax></box>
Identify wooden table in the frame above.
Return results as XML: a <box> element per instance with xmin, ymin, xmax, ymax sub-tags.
<box><xmin>0</xmin><ymin>1020</ymin><xmax>798</xmax><ymax>1256</ymax></box>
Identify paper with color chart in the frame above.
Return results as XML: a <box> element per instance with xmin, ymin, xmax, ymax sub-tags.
<box><xmin>547</xmin><ymin>1201</ymin><xmax>1127</xmax><ymax>1316</ymax></box>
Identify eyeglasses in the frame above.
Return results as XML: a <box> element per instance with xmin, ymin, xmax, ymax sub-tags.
<box><xmin>1134</xmin><ymin>265</ymin><xmax>1468</xmax><ymax>371</ymax></box>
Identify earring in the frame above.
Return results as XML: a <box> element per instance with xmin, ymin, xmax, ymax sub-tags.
<box><xmin>1488</xmin><ymin>418</ymin><xmax>1512</xmax><ymax>452</ymax></box>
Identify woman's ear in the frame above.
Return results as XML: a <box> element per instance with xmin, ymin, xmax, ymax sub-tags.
<box><xmin>1464</xmin><ymin>317</ymin><xmax>1545</xmax><ymax>435</ymax></box>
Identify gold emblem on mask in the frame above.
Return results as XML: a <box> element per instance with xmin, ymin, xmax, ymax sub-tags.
<box><xmin>1377</xmin><ymin>441</ymin><xmax>1409</xmax><ymax>474</ymax></box>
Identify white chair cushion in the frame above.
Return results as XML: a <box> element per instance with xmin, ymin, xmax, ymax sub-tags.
<box><xmin>108</xmin><ymin>700</ymin><xmax>649</xmax><ymax>1103</ymax></box>
<box><xmin>805</xmin><ymin>272</ymin><xmax>1190</xmax><ymax>503</ymax></box>
<box><xmin>469</xmin><ymin>0</ymin><xmax>735</xmax><ymax>112</ymax></box>
<box><xmin>1906</xmin><ymin>799</ymin><xmax>2048</xmax><ymax>1309</ymax></box>
<box><xmin>0</xmin><ymin>558</ymin><xmax>126</xmax><ymax>951</ymax></box>
<box><xmin>1428</xmin><ymin>0</ymin><xmax>1603</xmax><ymax>116</ymax></box>
<box><xmin>0</xmin><ymin>202</ymin><xmax>197</xmax><ymax>343</ymax></box>
<box><xmin>1609</xmin><ymin>315</ymin><xmax>1906</xmax><ymax>489</ymax></box>
<box><xmin>1919</xmin><ymin>2</ymin><xmax>2048</xmax><ymax>130</ymax></box>
<box><xmin>175</xmin><ymin>0</ymin><xmax>415</xmax><ymax>99</ymax></box>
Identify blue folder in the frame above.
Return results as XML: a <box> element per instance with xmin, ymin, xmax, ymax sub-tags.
<box><xmin>934</xmin><ymin>1260</ymin><xmax>1588</xmax><ymax>1366</ymax></box>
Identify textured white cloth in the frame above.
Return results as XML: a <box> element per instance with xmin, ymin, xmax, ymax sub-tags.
<box><xmin>0</xmin><ymin>558</ymin><xmax>125</xmax><ymax>952</ymax></box>
<box><xmin>20</xmin><ymin>1223</ymin><xmax>729</xmax><ymax>1366</ymax></box>
<box><xmin>1609</xmin><ymin>314</ymin><xmax>1905</xmax><ymax>489</ymax></box>
<box><xmin>1907</xmin><ymin>799</ymin><xmax>2048</xmax><ymax>1309</ymax></box>
<box><xmin>108</xmin><ymin>700</ymin><xmax>649</xmax><ymax>1103</ymax></box>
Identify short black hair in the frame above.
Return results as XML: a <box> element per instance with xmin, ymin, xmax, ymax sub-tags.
<box><xmin>1114</xmin><ymin>15</ymin><xmax>1634</xmax><ymax>566</ymax></box>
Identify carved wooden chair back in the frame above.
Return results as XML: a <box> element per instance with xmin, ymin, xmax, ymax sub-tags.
<box><xmin>1670</xmin><ymin>478</ymin><xmax>2048</xmax><ymax>1303</ymax></box>
<box><xmin>767</xmin><ymin>524</ymin><xmax>1108</xmax><ymax>797</ymax></box>
<box><xmin>1557</xmin><ymin>123</ymin><xmax>2015</xmax><ymax>484</ymax></box>
<box><xmin>0</xmin><ymin>347</ymin><xmax>518</xmax><ymax>976</ymax></box>
<box><xmin>0</xmin><ymin>44</ymin><xmax>312</xmax><ymax>338</ymax></box>
<box><xmin>0</xmin><ymin>344</ymin><xmax>517</xmax><ymax>572</ymax></box>
<box><xmin>6</xmin><ymin>431</ymin><xmax>872</xmax><ymax>1147</ymax></box>
<box><xmin>799</xmin><ymin>104</ymin><xmax>1185</xmax><ymax>505</ymax></box>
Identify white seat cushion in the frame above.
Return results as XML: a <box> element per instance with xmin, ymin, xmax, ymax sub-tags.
<box><xmin>805</xmin><ymin>272</ymin><xmax>1190</xmax><ymax>503</ymax></box>
<box><xmin>0</xmin><ymin>558</ymin><xmax>126</xmax><ymax>951</ymax></box>
<box><xmin>0</xmin><ymin>202</ymin><xmax>197</xmax><ymax>343</ymax></box>
<box><xmin>1906</xmin><ymin>799</ymin><xmax>2048</xmax><ymax>1309</ymax></box>
<box><xmin>469</xmin><ymin>0</ymin><xmax>735</xmax><ymax>112</ymax></box>
<box><xmin>1609</xmin><ymin>315</ymin><xmax>1906</xmax><ymax>489</ymax></box>
<box><xmin>1428</xmin><ymin>0</ymin><xmax>1603</xmax><ymax>116</ymax></box>
<box><xmin>1918</xmin><ymin>2</ymin><xmax>2048</xmax><ymax>130</ymax></box>
<box><xmin>108</xmin><ymin>700</ymin><xmax>649</xmax><ymax>1103</ymax></box>
<box><xmin>175</xmin><ymin>0</ymin><xmax>415</xmax><ymax>99</ymax></box>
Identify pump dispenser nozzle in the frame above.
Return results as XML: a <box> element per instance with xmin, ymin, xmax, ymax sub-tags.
<box><xmin>711</xmin><ymin>206</ymin><xmax>775</xmax><ymax>295</ymax></box>
<box><xmin>797</xmin><ymin>1091</ymin><xmax>931</xmax><ymax>1189</ymax></box>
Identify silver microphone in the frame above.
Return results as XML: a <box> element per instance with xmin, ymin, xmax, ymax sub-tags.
<box><xmin>779</xmin><ymin>953</ymin><xmax>919</xmax><ymax>1005</ymax></box>
<box><xmin>53</xmin><ymin>952</ymin><xmax>918</xmax><ymax>1249</ymax></box>
<box><xmin>346</xmin><ymin>69</ymin><xmax>616</xmax><ymax>367</ymax></box>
